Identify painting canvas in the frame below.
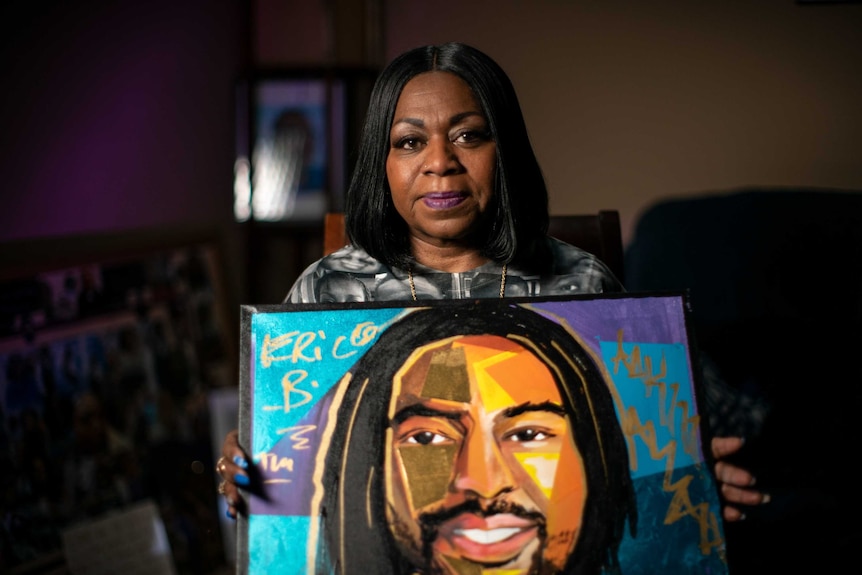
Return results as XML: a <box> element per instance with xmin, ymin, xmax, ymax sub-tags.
<box><xmin>238</xmin><ymin>294</ymin><xmax>728</xmax><ymax>574</ymax></box>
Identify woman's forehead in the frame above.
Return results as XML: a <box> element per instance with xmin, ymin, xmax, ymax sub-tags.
<box><xmin>392</xmin><ymin>71</ymin><xmax>482</xmax><ymax>119</ymax></box>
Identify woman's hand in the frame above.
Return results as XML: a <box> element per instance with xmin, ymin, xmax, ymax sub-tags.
<box><xmin>711</xmin><ymin>436</ymin><xmax>770</xmax><ymax>521</ymax></box>
<box><xmin>217</xmin><ymin>429</ymin><xmax>250</xmax><ymax>519</ymax></box>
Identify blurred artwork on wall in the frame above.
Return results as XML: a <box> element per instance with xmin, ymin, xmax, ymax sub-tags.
<box><xmin>0</xmin><ymin>237</ymin><xmax>235</xmax><ymax>574</ymax></box>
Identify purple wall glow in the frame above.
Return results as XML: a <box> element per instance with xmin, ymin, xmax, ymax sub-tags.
<box><xmin>0</xmin><ymin>1</ymin><xmax>249</xmax><ymax>243</ymax></box>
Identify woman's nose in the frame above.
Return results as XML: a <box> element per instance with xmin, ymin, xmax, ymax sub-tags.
<box><xmin>422</xmin><ymin>137</ymin><xmax>462</xmax><ymax>175</ymax></box>
<box><xmin>451</xmin><ymin>430</ymin><xmax>514</xmax><ymax>500</ymax></box>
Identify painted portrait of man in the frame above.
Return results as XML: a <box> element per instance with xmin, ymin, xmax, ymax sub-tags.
<box><xmin>309</xmin><ymin>302</ymin><xmax>636</xmax><ymax>574</ymax></box>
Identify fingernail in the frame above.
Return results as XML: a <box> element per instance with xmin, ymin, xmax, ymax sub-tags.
<box><xmin>226</xmin><ymin>510</ymin><xmax>235</xmax><ymax>520</ymax></box>
<box><xmin>762</xmin><ymin>493</ymin><xmax>771</xmax><ymax>505</ymax></box>
<box><xmin>233</xmin><ymin>455</ymin><xmax>248</xmax><ymax>469</ymax></box>
<box><xmin>234</xmin><ymin>474</ymin><xmax>250</xmax><ymax>486</ymax></box>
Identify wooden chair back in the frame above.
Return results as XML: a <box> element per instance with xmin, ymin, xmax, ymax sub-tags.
<box><xmin>323</xmin><ymin>210</ymin><xmax>624</xmax><ymax>283</ymax></box>
<box><xmin>323</xmin><ymin>212</ymin><xmax>349</xmax><ymax>257</ymax></box>
<box><xmin>547</xmin><ymin>210</ymin><xmax>624</xmax><ymax>283</ymax></box>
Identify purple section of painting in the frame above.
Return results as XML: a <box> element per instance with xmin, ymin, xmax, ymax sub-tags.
<box><xmin>530</xmin><ymin>296</ymin><xmax>688</xmax><ymax>355</ymax></box>
<box><xmin>248</xmin><ymin>392</ymin><xmax>336</xmax><ymax>515</ymax></box>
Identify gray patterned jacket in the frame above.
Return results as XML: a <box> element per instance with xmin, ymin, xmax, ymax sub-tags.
<box><xmin>285</xmin><ymin>236</ymin><xmax>622</xmax><ymax>303</ymax></box>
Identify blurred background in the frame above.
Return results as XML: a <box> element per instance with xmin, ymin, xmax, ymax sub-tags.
<box><xmin>1</xmin><ymin>1</ymin><xmax>860</xmax><ymax>573</ymax></box>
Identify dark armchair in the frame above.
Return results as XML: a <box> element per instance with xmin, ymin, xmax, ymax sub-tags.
<box><xmin>625</xmin><ymin>187</ymin><xmax>862</xmax><ymax>573</ymax></box>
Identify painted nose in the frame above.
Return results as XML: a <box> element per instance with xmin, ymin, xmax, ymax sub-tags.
<box><xmin>423</xmin><ymin>137</ymin><xmax>462</xmax><ymax>175</ymax></box>
<box><xmin>452</xmin><ymin>429</ymin><xmax>515</xmax><ymax>500</ymax></box>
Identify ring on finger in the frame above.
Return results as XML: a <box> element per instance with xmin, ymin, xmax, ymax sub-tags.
<box><xmin>218</xmin><ymin>480</ymin><xmax>227</xmax><ymax>495</ymax></box>
<box><xmin>217</xmin><ymin>456</ymin><xmax>228</xmax><ymax>475</ymax></box>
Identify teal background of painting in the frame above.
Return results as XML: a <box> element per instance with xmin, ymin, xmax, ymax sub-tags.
<box><xmin>598</xmin><ymin>341</ymin><xmax>726</xmax><ymax>572</ymax></box>
<box><xmin>250</xmin><ymin>308</ymin><xmax>406</xmax><ymax>457</ymax></box>
<box><xmin>249</xmin><ymin>515</ymin><xmax>317</xmax><ymax>573</ymax></box>
<box><xmin>601</xmin><ymin>341</ymin><xmax>701</xmax><ymax>479</ymax></box>
<box><xmin>619</xmin><ymin>466</ymin><xmax>727</xmax><ymax>574</ymax></box>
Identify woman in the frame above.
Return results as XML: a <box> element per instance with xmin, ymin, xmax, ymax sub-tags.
<box><xmin>218</xmin><ymin>42</ymin><xmax>764</xmax><ymax>524</ymax></box>
<box><xmin>288</xmin><ymin>43</ymin><xmax>616</xmax><ymax>304</ymax></box>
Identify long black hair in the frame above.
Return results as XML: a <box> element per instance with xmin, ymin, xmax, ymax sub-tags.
<box><xmin>313</xmin><ymin>301</ymin><xmax>636</xmax><ymax>574</ymax></box>
<box><xmin>345</xmin><ymin>43</ymin><xmax>550</xmax><ymax>269</ymax></box>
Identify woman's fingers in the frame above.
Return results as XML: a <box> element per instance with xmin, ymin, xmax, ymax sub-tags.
<box><xmin>714</xmin><ymin>459</ymin><xmax>755</xmax><ymax>490</ymax></box>
<box><xmin>220</xmin><ymin>429</ymin><xmax>250</xmax><ymax>483</ymax></box>
<box><xmin>711</xmin><ymin>436</ymin><xmax>770</xmax><ymax>522</ymax></box>
<box><xmin>720</xmin><ymin>483</ymin><xmax>772</xmax><ymax>523</ymax></box>
<box><xmin>720</xmin><ymin>480</ymin><xmax>768</xmax><ymax>507</ymax></box>
<box><xmin>710</xmin><ymin>436</ymin><xmax>745</xmax><ymax>460</ymax></box>
<box><xmin>722</xmin><ymin>504</ymin><xmax>745</xmax><ymax>522</ymax></box>
<box><xmin>218</xmin><ymin>429</ymin><xmax>251</xmax><ymax>518</ymax></box>
<box><xmin>223</xmin><ymin>484</ymin><xmax>244</xmax><ymax>519</ymax></box>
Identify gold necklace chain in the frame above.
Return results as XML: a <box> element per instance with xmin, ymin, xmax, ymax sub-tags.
<box><xmin>408</xmin><ymin>264</ymin><xmax>507</xmax><ymax>301</ymax></box>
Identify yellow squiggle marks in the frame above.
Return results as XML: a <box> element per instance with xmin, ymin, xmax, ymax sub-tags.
<box><xmin>610</xmin><ymin>329</ymin><xmax>724</xmax><ymax>556</ymax></box>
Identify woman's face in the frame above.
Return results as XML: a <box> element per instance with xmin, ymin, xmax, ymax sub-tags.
<box><xmin>386</xmin><ymin>72</ymin><xmax>497</xmax><ymax>254</ymax></box>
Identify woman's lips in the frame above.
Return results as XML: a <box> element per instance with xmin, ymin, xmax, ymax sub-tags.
<box><xmin>435</xmin><ymin>512</ymin><xmax>539</xmax><ymax>565</ymax></box>
<box><xmin>421</xmin><ymin>191</ymin><xmax>468</xmax><ymax>210</ymax></box>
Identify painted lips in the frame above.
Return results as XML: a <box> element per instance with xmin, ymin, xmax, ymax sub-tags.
<box><xmin>456</xmin><ymin>527</ymin><xmax>522</xmax><ymax>544</ymax></box>
<box><xmin>421</xmin><ymin>191</ymin><xmax>468</xmax><ymax>210</ymax></box>
<box><xmin>436</xmin><ymin>512</ymin><xmax>539</xmax><ymax>565</ymax></box>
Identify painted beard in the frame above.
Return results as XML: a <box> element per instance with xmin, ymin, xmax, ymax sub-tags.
<box><xmin>415</xmin><ymin>498</ymin><xmax>550</xmax><ymax>575</ymax></box>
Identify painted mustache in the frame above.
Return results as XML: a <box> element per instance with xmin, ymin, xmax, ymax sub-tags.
<box><xmin>420</xmin><ymin>498</ymin><xmax>545</xmax><ymax>529</ymax></box>
<box><xmin>419</xmin><ymin>498</ymin><xmax>547</xmax><ymax>567</ymax></box>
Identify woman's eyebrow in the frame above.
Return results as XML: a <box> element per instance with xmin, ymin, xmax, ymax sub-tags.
<box><xmin>502</xmin><ymin>401</ymin><xmax>565</xmax><ymax>419</ymax></box>
<box><xmin>449</xmin><ymin>111</ymin><xmax>485</xmax><ymax>124</ymax></box>
<box><xmin>392</xmin><ymin>117</ymin><xmax>425</xmax><ymax>128</ymax></box>
<box><xmin>392</xmin><ymin>403</ymin><xmax>462</xmax><ymax>425</ymax></box>
<box><xmin>391</xmin><ymin>111</ymin><xmax>485</xmax><ymax>129</ymax></box>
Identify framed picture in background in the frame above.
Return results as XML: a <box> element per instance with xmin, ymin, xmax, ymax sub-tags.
<box><xmin>234</xmin><ymin>69</ymin><xmax>377</xmax><ymax>223</ymax></box>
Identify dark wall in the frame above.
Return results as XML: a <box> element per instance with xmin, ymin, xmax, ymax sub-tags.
<box><xmin>0</xmin><ymin>1</ymin><xmax>249</xmax><ymax>243</ymax></box>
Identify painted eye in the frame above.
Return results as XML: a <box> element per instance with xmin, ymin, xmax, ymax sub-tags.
<box><xmin>406</xmin><ymin>431</ymin><xmax>449</xmax><ymax>445</ymax></box>
<box><xmin>508</xmin><ymin>428</ymin><xmax>551</xmax><ymax>443</ymax></box>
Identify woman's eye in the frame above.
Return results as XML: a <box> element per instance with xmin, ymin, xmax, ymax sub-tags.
<box><xmin>394</xmin><ymin>137</ymin><xmax>421</xmax><ymax>150</ymax></box>
<box><xmin>508</xmin><ymin>428</ymin><xmax>551</xmax><ymax>443</ymax></box>
<box><xmin>453</xmin><ymin>129</ymin><xmax>489</xmax><ymax>145</ymax></box>
<box><xmin>406</xmin><ymin>431</ymin><xmax>448</xmax><ymax>445</ymax></box>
